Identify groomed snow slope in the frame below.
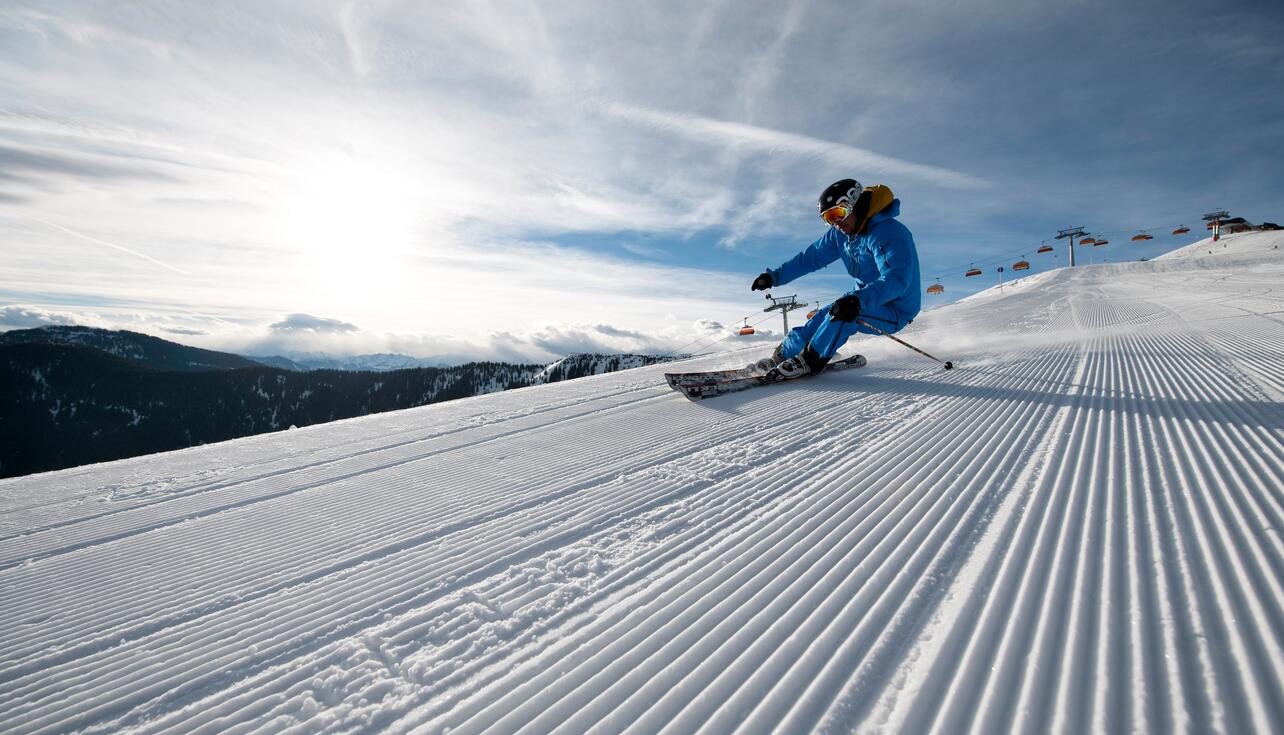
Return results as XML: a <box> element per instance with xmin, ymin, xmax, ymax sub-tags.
<box><xmin>2</xmin><ymin>232</ymin><xmax>1283</xmax><ymax>734</ymax></box>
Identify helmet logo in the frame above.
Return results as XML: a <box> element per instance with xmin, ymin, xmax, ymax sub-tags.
<box><xmin>818</xmin><ymin>178</ymin><xmax>863</xmax><ymax>211</ymax></box>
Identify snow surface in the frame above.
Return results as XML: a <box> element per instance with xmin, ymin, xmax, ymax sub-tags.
<box><xmin>2</xmin><ymin>232</ymin><xmax>1282</xmax><ymax>733</ymax></box>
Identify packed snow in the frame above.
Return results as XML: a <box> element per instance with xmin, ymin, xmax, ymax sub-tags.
<box><xmin>1</xmin><ymin>232</ymin><xmax>1282</xmax><ymax>733</ymax></box>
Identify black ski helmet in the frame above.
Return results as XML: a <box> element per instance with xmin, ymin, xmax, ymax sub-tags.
<box><xmin>818</xmin><ymin>178</ymin><xmax>863</xmax><ymax>213</ymax></box>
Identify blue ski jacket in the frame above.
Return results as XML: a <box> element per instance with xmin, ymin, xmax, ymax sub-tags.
<box><xmin>769</xmin><ymin>198</ymin><xmax>921</xmax><ymax>329</ymax></box>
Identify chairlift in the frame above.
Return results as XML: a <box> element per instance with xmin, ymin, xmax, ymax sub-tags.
<box><xmin>1131</xmin><ymin>232</ymin><xmax>1153</xmax><ymax>242</ymax></box>
<box><xmin>927</xmin><ymin>278</ymin><xmax>944</xmax><ymax>294</ymax></box>
<box><xmin>737</xmin><ymin>318</ymin><xmax>755</xmax><ymax>336</ymax></box>
<box><xmin>1095</xmin><ymin>239</ymin><xmax>1109</xmax><ymax>245</ymax></box>
<box><xmin>965</xmin><ymin>265</ymin><xmax>982</xmax><ymax>277</ymax></box>
<box><xmin>1037</xmin><ymin>244</ymin><xmax>1054</xmax><ymax>254</ymax></box>
<box><xmin>1012</xmin><ymin>260</ymin><xmax>1030</xmax><ymax>271</ymax></box>
<box><xmin>1080</xmin><ymin>237</ymin><xmax>1096</xmax><ymax>245</ymax></box>
<box><xmin>1172</xmin><ymin>225</ymin><xmax>1190</xmax><ymax>235</ymax></box>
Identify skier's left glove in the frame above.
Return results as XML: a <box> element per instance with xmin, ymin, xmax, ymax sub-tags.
<box><xmin>830</xmin><ymin>293</ymin><xmax>862</xmax><ymax>321</ymax></box>
<box><xmin>751</xmin><ymin>271</ymin><xmax>774</xmax><ymax>291</ymax></box>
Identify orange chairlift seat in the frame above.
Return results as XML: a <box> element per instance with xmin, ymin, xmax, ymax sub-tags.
<box><xmin>1037</xmin><ymin>244</ymin><xmax>1054</xmax><ymax>254</ymax></box>
<box><xmin>737</xmin><ymin>319</ymin><xmax>755</xmax><ymax>336</ymax></box>
<box><xmin>927</xmin><ymin>279</ymin><xmax>944</xmax><ymax>294</ymax></box>
<box><xmin>1172</xmin><ymin>225</ymin><xmax>1191</xmax><ymax>235</ymax></box>
<box><xmin>965</xmin><ymin>266</ymin><xmax>982</xmax><ymax>277</ymax></box>
<box><xmin>1131</xmin><ymin>232</ymin><xmax>1153</xmax><ymax>241</ymax></box>
<box><xmin>1095</xmin><ymin>239</ymin><xmax>1109</xmax><ymax>245</ymax></box>
<box><xmin>1079</xmin><ymin>237</ymin><xmax>1096</xmax><ymax>245</ymax></box>
<box><xmin>1012</xmin><ymin>260</ymin><xmax>1030</xmax><ymax>271</ymax></box>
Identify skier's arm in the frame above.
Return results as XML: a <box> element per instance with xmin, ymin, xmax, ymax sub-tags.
<box><xmin>770</xmin><ymin>228</ymin><xmax>844</xmax><ymax>287</ymax></box>
<box><xmin>855</xmin><ymin>231</ymin><xmax>914</xmax><ymax>311</ymax></box>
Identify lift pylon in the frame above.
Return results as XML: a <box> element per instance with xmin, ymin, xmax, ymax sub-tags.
<box><xmin>763</xmin><ymin>293</ymin><xmax>809</xmax><ymax>334</ymax></box>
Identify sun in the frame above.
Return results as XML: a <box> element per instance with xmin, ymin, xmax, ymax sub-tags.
<box><xmin>283</xmin><ymin>153</ymin><xmax>416</xmax><ymax>261</ymax></box>
<box><xmin>278</xmin><ymin>152</ymin><xmax>422</xmax><ymax>304</ymax></box>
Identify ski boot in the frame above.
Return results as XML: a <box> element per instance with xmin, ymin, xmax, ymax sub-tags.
<box><xmin>763</xmin><ymin>345</ymin><xmax>829</xmax><ymax>382</ymax></box>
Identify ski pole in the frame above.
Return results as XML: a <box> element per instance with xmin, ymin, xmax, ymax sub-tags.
<box><xmin>853</xmin><ymin>317</ymin><xmax>954</xmax><ymax>369</ymax></box>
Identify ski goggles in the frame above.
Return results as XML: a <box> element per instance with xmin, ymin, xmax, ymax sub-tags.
<box><xmin>819</xmin><ymin>205</ymin><xmax>850</xmax><ymax>226</ymax></box>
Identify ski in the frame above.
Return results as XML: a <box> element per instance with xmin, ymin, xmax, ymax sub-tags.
<box><xmin>665</xmin><ymin>354</ymin><xmax>867</xmax><ymax>400</ymax></box>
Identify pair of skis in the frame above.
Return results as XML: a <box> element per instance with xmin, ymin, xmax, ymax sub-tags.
<box><xmin>664</xmin><ymin>354</ymin><xmax>867</xmax><ymax>400</ymax></box>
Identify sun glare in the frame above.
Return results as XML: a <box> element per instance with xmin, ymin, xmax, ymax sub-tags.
<box><xmin>285</xmin><ymin>155</ymin><xmax>415</xmax><ymax>259</ymax></box>
<box><xmin>279</xmin><ymin>152</ymin><xmax>421</xmax><ymax>306</ymax></box>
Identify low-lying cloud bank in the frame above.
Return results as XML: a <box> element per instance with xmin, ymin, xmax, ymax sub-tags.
<box><xmin>0</xmin><ymin>304</ymin><xmax>110</xmax><ymax>330</ymax></box>
<box><xmin>0</xmin><ymin>306</ymin><xmax>780</xmax><ymax>365</ymax></box>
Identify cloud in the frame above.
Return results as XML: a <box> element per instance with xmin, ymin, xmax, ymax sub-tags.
<box><xmin>601</xmin><ymin>101</ymin><xmax>988</xmax><ymax>190</ymax></box>
<box><xmin>0</xmin><ymin>144</ymin><xmax>177</xmax><ymax>184</ymax></box>
<box><xmin>269</xmin><ymin>313</ymin><xmax>361</xmax><ymax>334</ymax></box>
<box><xmin>0</xmin><ymin>304</ymin><xmax>106</xmax><ymax>329</ymax></box>
<box><xmin>208</xmin><ymin>314</ymin><xmax>780</xmax><ymax>366</ymax></box>
<box><xmin>474</xmin><ymin>318</ymin><xmax>778</xmax><ymax>362</ymax></box>
<box><xmin>0</xmin><ymin>297</ymin><xmax>776</xmax><ymax>365</ymax></box>
<box><xmin>525</xmin><ymin>323</ymin><xmax>652</xmax><ymax>356</ymax></box>
<box><xmin>14</xmin><ymin>214</ymin><xmax>191</xmax><ymax>275</ymax></box>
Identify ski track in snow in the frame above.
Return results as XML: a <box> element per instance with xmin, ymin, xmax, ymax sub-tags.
<box><xmin>2</xmin><ymin>232</ymin><xmax>1283</xmax><ymax>734</ymax></box>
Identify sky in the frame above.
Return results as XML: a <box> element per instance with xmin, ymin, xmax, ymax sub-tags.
<box><xmin>1</xmin><ymin>0</ymin><xmax>1281</xmax><ymax>364</ymax></box>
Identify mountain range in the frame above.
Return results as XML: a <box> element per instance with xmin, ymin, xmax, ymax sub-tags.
<box><xmin>0</xmin><ymin>326</ymin><xmax>678</xmax><ymax>478</ymax></box>
<box><xmin>246</xmin><ymin>352</ymin><xmax>454</xmax><ymax>372</ymax></box>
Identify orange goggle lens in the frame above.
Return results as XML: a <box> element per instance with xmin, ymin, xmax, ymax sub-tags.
<box><xmin>820</xmin><ymin>205</ymin><xmax>849</xmax><ymax>225</ymax></box>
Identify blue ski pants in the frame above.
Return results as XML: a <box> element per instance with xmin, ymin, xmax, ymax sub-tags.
<box><xmin>778</xmin><ymin>302</ymin><xmax>908</xmax><ymax>361</ymax></box>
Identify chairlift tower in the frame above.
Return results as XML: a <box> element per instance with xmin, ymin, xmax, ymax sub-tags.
<box><xmin>1203</xmin><ymin>210</ymin><xmax>1229</xmax><ymax>242</ymax></box>
<box><xmin>763</xmin><ymin>293</ymin><xmax>808</xmax><ymax>334</ymax></box>
<box><xmin>1055</xmin><ymin>226</ymin><xmax>1087</xmax><ymax>267</ymax></box>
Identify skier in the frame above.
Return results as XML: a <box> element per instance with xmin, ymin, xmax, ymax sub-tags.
<box><xmin>750</xmin><ymin>179</ymin><xmax>921</xmax><ymax>377</ymax></box>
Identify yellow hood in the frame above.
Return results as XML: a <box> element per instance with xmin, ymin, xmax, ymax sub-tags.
<box><xmin>853</xmin><ymin>184</ymin><xmax>896</xmax><ymax>235</ymax></box>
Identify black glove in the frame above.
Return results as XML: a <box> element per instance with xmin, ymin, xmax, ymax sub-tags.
<box><xmin>830</xmin><ymin>293</ymin><xmax>862</xmax><ymax>321</ymax></box>
<box><xmin>751</xmin><ymin>271</ymin><xmax>774</xmax><ymax>291</ymax></box>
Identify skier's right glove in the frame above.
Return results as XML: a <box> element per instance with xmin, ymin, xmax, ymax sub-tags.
<box><xmin>829</xmin><ymin>293</ymin><xmax>862</xmax><ymax>321</ymax></box>
<box><xmin>751</xmin><ymin>271</ymin><xmax>774</xmax><ymax>291</ymax></box>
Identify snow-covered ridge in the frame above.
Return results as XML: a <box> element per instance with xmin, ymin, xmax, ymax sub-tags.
<box><xmin>248</xmin><ymin>352</ymin><xmax>455</xmax><ymax>372</ymax></box>
<box><xmin>1</xmin><ymin>233</ymin><xmax>1281</xmax><ymax>733</ymax></box>
<box><xmin>530</xmin><ymin>352</ymin><xmax>680</xmax><ymax>385</ymax></box>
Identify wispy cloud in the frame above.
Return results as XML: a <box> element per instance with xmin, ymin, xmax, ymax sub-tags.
<box><xmin>15</xmin><ymin>213</ymin><xmax>191</xmax><ymax>275</ymax></box>
<box><xmin>0</xmin><ymin>144</ymin><xmax>176</xmax><ymax>183</ymax></box>
<box><xmin>602</xmin><ymin>101</ymin><xmax>988</xmax><ymax>190</ymax></box>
